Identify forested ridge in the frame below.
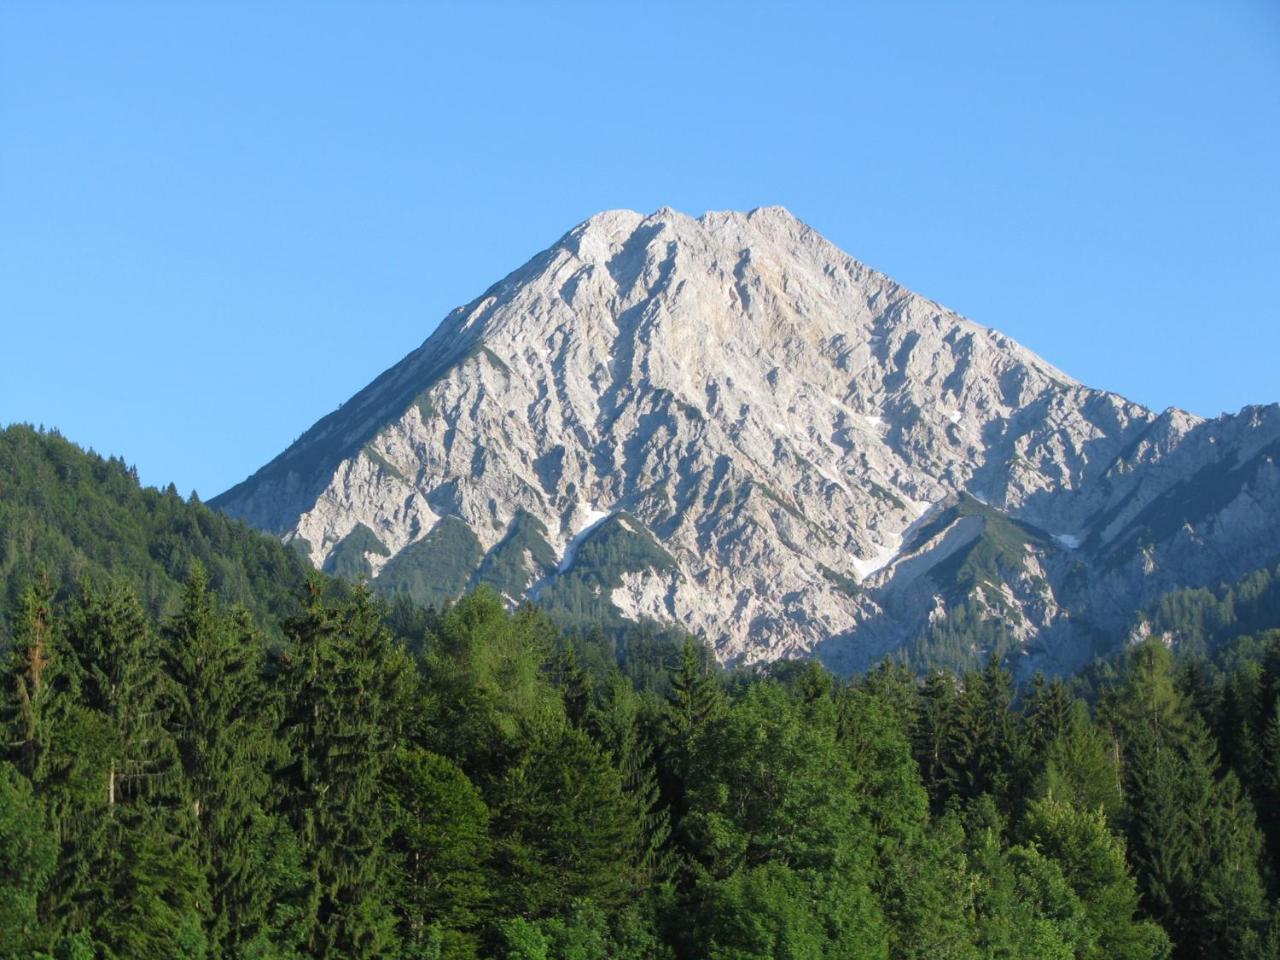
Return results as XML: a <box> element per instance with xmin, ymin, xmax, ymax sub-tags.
<box><xmin>0</xmin><ymin>425</ymin><xmax>314</xmax><ymax>641</ymax></box>
<box><xmin>3</xmin><ymin>424</ymin><xmax>1280</xmax><ymax>959</ymax></box>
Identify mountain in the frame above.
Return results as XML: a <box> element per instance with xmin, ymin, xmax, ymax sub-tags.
<box><xmin>210</xmin><ymin>206</ymin><xmax>1280</xmax><ymax>673</ymax></box>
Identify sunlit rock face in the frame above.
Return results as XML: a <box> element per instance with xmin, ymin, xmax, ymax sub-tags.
<box><xmin>212</xmin><ymin>206</ymin><xmax>1280</xmax><ymax>674</ymax></box>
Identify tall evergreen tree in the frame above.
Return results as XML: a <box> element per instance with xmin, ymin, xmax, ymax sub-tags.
<box><xmin>2</xmin><ymin>576</ymin><xmax>58</xmax><ymax>781</ymax></box>
<box><xmin>489</xmin><ymin>722</ymin><xmax>645</xmax><ymax>920</ymax></box>
<box><xmin>1025</xmin><ymin>673</ymin><xmax>1075</xmax><ymax>758</ymax></box>
<box><xmin>953</xmin><ymin>656</ymin><xmax>1026</xmax><ymax>806</ymax></box>
<box><xmin>387</xmin><ymin>748</ymin><xmax>490</xmax><ymax>960</ymax></box>
<box><xmin>1036</xmin><ymin>700</ymin><xmax>1124</xmax><ymax>822</ymax></box>
<box><xmin>68</xmin><ymin>580</ymin><xmax>208</xmax><ymax>958</ymax></box>
<box><xmin>1108</xmin><ymin>640</ymin><xmax>1272</xmax><ymax>958</ymax></box>
<box><xmin>658</xmin><ymin>636</ymin><xmax>725</xmax><ymax>832</ymax></box>
<box><xmin>1259</xmin><ymin>698</ymin><xmax>1280</xmax><ymax>874</ymax></box>
<box><xmin>590</xmin><ymin>674</ymin><xmax>671</xmax><ymax>881</ymax></box>
<box><xmin>0</xmin><ymin>761</ymin><xmax>57</xmax><ymax>958</ymax></box>
<box><xmin>162</xmin><ymin>564</ymin><xmax>303</xmax><ymax>958</ymax></box>
<box><xmin>913</xmin><ymin>669</ymin><xmax>965</xmax><ymax>809</ymax></box>
<box><xmin>277</xmin><ymin>579</ymin><xmax>411</xmax><ymax>959</ymax></box>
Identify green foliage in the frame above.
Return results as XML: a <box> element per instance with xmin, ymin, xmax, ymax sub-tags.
<box><xmin>690</xmin><ymin>861</ymin><xmax>887</xmax><ymax>960</ymax></box>
<box><xmin>471</xmin><ymin>510</ymin><xmax>558</xmax><ymax>599</ymax></box>
<box><xmin>1021</xmin><ymin>795</ymin><xmax>1170</xmax><ymax>960</ymax></box>
<box><xmin>1035</xmin><ymin>700</ymin><xmax>1124</xmax><ymax>822</ymax></box>
<box><xmin>926</xmin><ymin>495</ymin><xmax>1054</xmax><ymax>592</ymax></box>
<box><xmin>276</xmin><ymin>580</ymin><xmax>415</xmax><ymax>957</ymax></box>
<box><xmin>1142</xmin><ymin>563</ymin><xmax>1280</xmax><ymax>659</ymax></box>
<box><xmin>0</xmin><ymin>424</ymin><xmax>313</xmax><ymax>642</ymax></box>
<box><xmin>965</xmin><ymin>806</ymin><xmax>1085</xmax><ymax>960</ymax></box>
<box><xmin>537</xmin><ymin>513</ymin><xmax>676</xmax><ymax>627</ymax></box>
<box><xmin>4</xmin><ymin>439</ymin><xmax>1280</xmax><ymax>959</ymax></box>
<box><xmin>489</xmin><ymin>724</ymin><xmax>645</xmax><ymax>918</ymax></box>
<box><xmin>0</xmin><ymin>761</ymin><xmax>57</xmax><ymax>957</ymax></box>
<box><xmin>162</xmin><ymin>564</ymin><xmax>303</xmax><ymax>958</ymax></box>
<box><xmin>389</xmin><ymin>748</ymin><xmax>490</xmax><ymax>959</ymax></box>
<box><xmin>678</xmin><ymin>682</ymin><xmax>888</xmax><ymax>956</ymax></box>
<box><xmin>376</xmin><ymin>515</ymin><xmax>484</xmax><ymax>608</ymax></box>
<box><xmin>1105</xmin><ymin>640</ymin><xmax>1272</xmax><ymax>958</ymax></box>
<box><xmin>904</xmin><ymin>496</ymin><xmax>1061</xmax><ymax>672</ymax></box>
<box><xmin>321</xmin><ymin>522</ymin><xmax>390</xmax><ymax>581</ymax></box>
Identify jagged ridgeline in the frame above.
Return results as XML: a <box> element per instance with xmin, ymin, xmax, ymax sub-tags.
<box><xmin>211</xmin><ymin>206</ymin><xmax>1280</xmax><ymax>675</ymax></box>
<box><xmin>0</xmin><ymin>424</ymin><xmax>314</xmax><ymax>639</ymax></box>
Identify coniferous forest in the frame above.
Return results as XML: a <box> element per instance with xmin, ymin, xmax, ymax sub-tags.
<box><xmin>4</xmin><ymin>425</ymin><xmax>1280</xmax><ymax>959</ymax></box>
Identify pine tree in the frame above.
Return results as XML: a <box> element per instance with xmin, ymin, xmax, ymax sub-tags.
<box><xmin>550</xmin><ymin>646</ymin><xmax>593</xmax><ymax>729</ymax></box>
<box><xmin>1258</xmin><ymin>699</ymin><xmax>1280</xmax><ymax>873</ymax></box>
<box><xmin>0</xmin><ymin>761</ymin><xmax>57</xmax><ymax>958</ymax></box>
<box><xmin>962</xmin><ymin>657</ymin><xmax>1026</xmax><ymax>805</ymax></box>
<box><xmin>1109</xmin><ymin>640</ymin><xmax>1271</xmax><ymax>958</ymax></box>
<box><xmin>162</xmin><ymin>563</ymin><xmax>300</xmax><ymax>958</ymax></box>
<box><xmin>679</xmin><ymin>683</ymin><xmax>888</xmax><ymax>959</ymax></box>
<box><xmin>1196</xmin><ymin>768</ymin><xmax>1271</xmax><ymax>958</ymax></box>
<box><xmin>913</xmin><ymin>669</ymin><xmax>965</xmax><ymax>809</ymax></box>
<box><xmin>1037</xmin><ymin>700</ymin><xmax>1123</xmax><ymax>822</ymax></box>
<box><xmin>858</xmin><ymin>658</ymin><xmax>921</xmax><ymax>740</ymax></box>
<box><xmin>590</xmin><ymin>674</ymin><xmax>671</xmax><ymax>881</ymax></box>
<box><xmin>277</xmin><ymin>579</ymin><xmax>410</xmax><ymax>958</ymax></box>
<box><xmin>663</xmin><ymin>638</ymin><xmax>724</xmax><ymax>741</ymax></box>
<box><xmin>489</xmin><ymin>722</ymin><xmax>645</xmax><ymax>919</ymax></box>
<box><xmin>1025</xmin><ymin>673</ymin><xmax>1075</xmax><ymax>758</ymax></box>
<box><xmin>2</xmin><ymin>575</ymin><xmax>57</xmax><ymax>781</ymax></box>
<box><xmin>658</xmin><ymin>637</ymin><xmax>725</xmax><ymax>829</ymax></box>
<box><xmin>387</xmin><ymin>748</ymin><xmax>490</xmax><ymax>959</ymax></box>
<box><xmin>68</xmin><ymin>580</ymin><xmax>208</xmax><ymax>958</ymax></box>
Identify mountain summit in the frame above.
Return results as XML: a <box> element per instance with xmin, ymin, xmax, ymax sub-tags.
<box><xmin>212</xmin><ymin>207</ymin><xmax>1280</xmax><ymax>672</ymax></box>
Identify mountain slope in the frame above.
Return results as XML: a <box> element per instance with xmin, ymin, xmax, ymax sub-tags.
<box><xmin>0</xmin><ymin>424</ymin><xmax>315</xmax><ymax>640</ymax></box>
<box><xmin>211</xmin><ymin>206</ymin><xmax>1280</xmax><ymax>671</ymax></box>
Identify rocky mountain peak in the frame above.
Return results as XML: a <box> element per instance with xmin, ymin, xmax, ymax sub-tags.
<box><xmin>211</xmin><ymin>207</ymin><xmax>1280</xmax><ymax>673</ymax></box>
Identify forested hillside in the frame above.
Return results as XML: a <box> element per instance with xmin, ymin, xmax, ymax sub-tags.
<box><xmin>0</xmin><ymin>425</ymin><xmax>315</xmax><ymax>640</ymax></box>
<box><xmin>3</xmin><ymin>425</ymin><xmax>1280</xmax><ymax>958</ymax></box>
<box><xmin>4</xmin><ymin>572</ymin><xmax>1280</xmax><ymax>959</ymax></box>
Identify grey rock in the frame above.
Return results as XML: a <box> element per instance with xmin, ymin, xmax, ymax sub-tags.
<box><xmin>211</xmin><ymin>207</ymin><xmax>1280</xmax><ymax>673</ymax></box>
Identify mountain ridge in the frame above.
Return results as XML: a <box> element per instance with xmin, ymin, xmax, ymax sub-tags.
<box><xmin>211</xmin><ymin>206</ymin><xmax>1280</xmax><ymax>672</ymax></box>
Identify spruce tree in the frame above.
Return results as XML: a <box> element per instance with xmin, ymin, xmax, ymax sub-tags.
<box><xmin>387</xmin><ymin>748</ymin><xmax>490</xmax><ymax>959</ymax></box>
<box><xmin>913</xmin><ymin>669</ymin><xmax>965</xmax><ymax>809</ymax></box>
<box><xmin>489</xmin><ymin>722</ymin><xmax>644</xmax><ymax>919</ymax></box>
<box><xmin>1259</xmin><ymin>699</ymin><xmax>1280</xmax><ymax>873</ymax></box>
<box><xmin>1109</xmin><ymin>640</ymin><xmax>1272</xmax><ymax>958</ymax></box>
<box><xmin>1037</xmin><ymin>700</ymin><xmax>1123</xmax><ymax>822</ymax></box>
<box><xmin>954</xmin><ymin>656</ymin><xmax>1025</xmax><ymax>806</ymax></box>
<box><xmin>1025</xmin><ymin>674</ymin><xmax>1075</xmax><ymax>758</ymax></box>
<box><xmin>0</xmin><ymin>761</ymin><xmax>57</xmax><ymax>958</ymax></box>
<box><xmin>2</xmin><ymin>576</ymin><xmax>57</xmax><ymax>781</ymax></box>
<box><xmin>277</xmin><ymin>579</ymin><xmax>410</xmax><ymax>958</ymax></box>
<box><xmin>162</xmin><ymin>563</ymin><xmax>301</xmax><ymax>958</ymax></box>
<box><xmin>68</xmin><ymin>580</ymin><xmax>208</xmax><ymax>958</ymax></box>
<box><xmin>589</xmin><ymin>674</ymin><xmax>671</xmax><ymax>881</ymax></box>
<box><xmin>658</xmin><ymin>636</ymin><xmax>724</xmax><ymax>830</ymax></box>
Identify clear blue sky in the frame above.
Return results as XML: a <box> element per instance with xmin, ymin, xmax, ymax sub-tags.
<box><xmin>2</xmin><ymin>1</ymin><xmax>1278</xmax><ymax>497</ymax></box>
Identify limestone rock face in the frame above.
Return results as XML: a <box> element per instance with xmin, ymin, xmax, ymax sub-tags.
<box><xmin>211</xmin><ymin>207</ymin><xmax>1280</xmax><ymax>673</ymax></box>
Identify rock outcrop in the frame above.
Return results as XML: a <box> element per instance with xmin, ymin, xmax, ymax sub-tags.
<box><xmin>212</xmin><ymin>206</ymin><xmax>1280</xmax><ymax>673</ymax></box>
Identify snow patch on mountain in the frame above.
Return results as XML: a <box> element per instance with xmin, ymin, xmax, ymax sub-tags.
<box><xmin>559</xmin><ymin>507</ymin><xmax>611</xmax><ymax>572</ymax></box>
